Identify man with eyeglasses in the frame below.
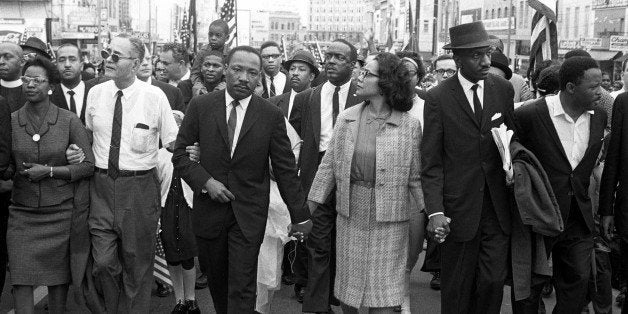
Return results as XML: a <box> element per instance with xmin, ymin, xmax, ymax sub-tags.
<box><xmin>154</xmin><ymin>60</ymin><xmax>169</xmax><ymax>83</ymax></box>
<box><xmin>421</xmin><ymin>21</ymin><xmax>517</xmax><ymax>314</ymax></box>
<box><xmin>289</xmin><ymin>38</ymin><xmax>362</xmax><ymax>314</ymax></box>
<box><xmin>260</xmin><ymin>41</ymin><xmax>291</xmax><ymax>98</ymax></box>
<box><xmin>84</xmin><ymin>34</ymin><xmax>178</xmax><ymax>313</ymax></box>
<box><xmin>432</xmin><ymin>54</ymin><xmax>457</xmax><ymax>84</ymax></box>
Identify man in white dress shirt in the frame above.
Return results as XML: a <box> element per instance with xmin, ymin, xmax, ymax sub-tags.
<box><xmin>260</xmin><ymin>41</ymin><xmax>290</xmax><ymax>98</ymax></box>
<box><xmin>86</xmin><ymin>34</ymin><xmax>178</xmax><ymax>313</ymax></box>
<box><xmin>51</xmin><ymin>44</ymin><xmax>96</xmax><ymax>124</ymax></box>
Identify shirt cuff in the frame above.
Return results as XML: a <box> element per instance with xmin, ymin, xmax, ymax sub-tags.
<box><xmin>296</xmin><ymin>219</ymin><xmax>311</xmax><ymax>225</ymax></box>
<box><xmin>428</xmin><ymin>212</ymin><xmax>444</xmax><ymax>219</ymax></box>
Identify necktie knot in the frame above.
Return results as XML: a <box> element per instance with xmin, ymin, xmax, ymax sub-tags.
<box><xmin>334</xmin><ymin>86</ymin><xmax>341</xmax><ymax>93</ymax></box>
<box><xmin>471</xmin><ymin>84</ymin><xmax>479</xmax><ymax>92</ymax></box>
<box><xmin>68</xmin><ymin>90</ymin><xmax>75</xmax><ymax>96</ymax></box>
<box><xmin>231</xmin><ymin>100</ymin><xmax>240</xmax><ymax>108</ymax></box>
<box><xmin>117</xmin><ymin>90</ymin><xmax>123</xmax><ymax>98</ymax></box>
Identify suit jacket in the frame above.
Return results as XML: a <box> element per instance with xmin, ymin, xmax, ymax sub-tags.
<box><xmin>0</xmin><ymin>96</ymin><xmax>10</xmax><ymax>176</ymax></box>
<box><xmin>515</xmin><ymin>97</ymin><xmax>606</xmax><ymax>235</ymax></box>
<box><xmin>261</xmin><ymin>71</ymin><xmax>291</xmax><ymax>99</ymax></box>
<box><xmin>421</xmin><ymin>74</ymin><xmax>516</xmax><ymax>242</ymax></box>
<box><xmin>308</xmin><ymin>103</ymin><xmax>424</xmax><ymax>221</ymax></box>
<box><xmin>172</xmin><ymin>90</ymin><xmax>310</xmax><ymax>243</ymax></box>
<box><xmin>50</xmin><ymin>80</ymin><xmax>97</xmax><ymax>124</ymax></box>
<box><xmin>268</xmin><ymin>91</ymin><xmax>293</xmax><ymax>118</ymax></box>
<box><xmin>600</xmin><ymin>93</ymin><xmax>628</xmax><ymax>239</ymax></box>
<box><xmin>152</xmin><ymin>79</ymin><xmax>186</xmax><ymax>113</ymax></box>
<box><xmin>289</xmin><ymin>80</ymin><xmax>361</xmax><ymax>193</ymax></box>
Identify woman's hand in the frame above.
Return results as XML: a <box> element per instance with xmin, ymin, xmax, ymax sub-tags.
<box><xmin>19</xmin><ymin>162</ymin><xmax>50</xmax><ymax>182</ymax></box>
<box><xmin>187</xmin><ymin>142</ymin><xmax>200</xmax><ymax>162</ymax></box>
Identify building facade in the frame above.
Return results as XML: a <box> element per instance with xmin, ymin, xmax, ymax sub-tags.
<box><xmin>308</xmin><ymin>0</ymin><xmax>370</xmax><ymax>43</ymax></box>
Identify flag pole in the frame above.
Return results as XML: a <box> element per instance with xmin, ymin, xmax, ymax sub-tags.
<box><xmin>235</xmin><ymin>0</ymin><xmax>239</xmax><ymax>46</ymax></box>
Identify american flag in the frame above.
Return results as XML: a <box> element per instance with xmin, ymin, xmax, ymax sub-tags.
<box><xmin>153</xmin><ymin>231</ymin><xmax>172</xmax><ymax>287</ymax></box>
<box><xmin>220</xmin><ymin>0</ymin><xmax>237</xmax><ymax>47</ymax></box>
<box><xmin>528</xmin><ymin>0</ymin><xmax>558</xmax><ymax>78</ymax></box>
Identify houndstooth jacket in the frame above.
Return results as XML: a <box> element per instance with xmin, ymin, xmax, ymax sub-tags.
<box><xmin>308</xmin><ymin>102</ymin><xmax>424</xmax><ymax>221</ymax></box>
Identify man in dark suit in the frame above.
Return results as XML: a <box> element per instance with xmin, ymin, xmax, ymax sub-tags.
<box><xmin>260</xmin><ymin>41</ymin><xmax>291</xmax><ymax>98</ymax></box>
<box><xmin>289</xmin><ymin>39</ymin><xmax>361</xmax><ymax>313</ymax></box>
<box><xmin>172</xmin><ymin>45</ymin><xmax>312</xmax><ymax>314</ymax></box>
<box><xmin>268</xmin><ymin>50</ymin><xmax>319</xmax><ymax>118</ymax></box>
<box><xmin>513</xmin><ymin>56</ymin><xmax>605</xmax><ymax>313</ymax></box>
<box><xmin>136</xmin><ymin>48</ymin><xmax>186</xmax><ymax>112</ymax></box>
<box><xmin>421</xmin><ymin>22</ymin><xmax>516</xmax><ymax>314</ymax></box>
<box><xmin>50</xmin><ymin>44</ymin><xmax>96</xmax><ymax>125</ymax></box>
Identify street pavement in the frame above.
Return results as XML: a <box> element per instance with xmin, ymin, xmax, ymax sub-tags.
<box><xmin>0</xmin><ymin>253</ymin><xmax>621</xmax><ymax>313</ymax></box>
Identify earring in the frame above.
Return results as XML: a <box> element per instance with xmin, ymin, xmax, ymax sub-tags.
<box><xmin>48</xmin><ymin>90</ymin><xmax>53</xmax><ymax>95</ymax></box>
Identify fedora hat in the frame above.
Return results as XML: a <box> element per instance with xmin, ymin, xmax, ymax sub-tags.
<box><xmin>283</xmin><ymin>50</ymin><xmax>320</xmax><ymax>77</ymax></box>
<box><xmin>443</xmin><ymin>21</ymin><xmax>493</xmax><ymax>50</ymax></box>
<box><xmin>21</xmin><ymin>36</ymin><xmax>51</xmax><ymax>59</ymax></box>
<box><xmin>490</xmin><ymin>51</ymin><xmax>512</xmax><ymax>80</ymax></box>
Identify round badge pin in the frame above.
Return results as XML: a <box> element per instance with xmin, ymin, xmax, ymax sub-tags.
<box><xmin>32</xmin><ymin>134</ymin><xmax>40</xmax><ymax>142</ymax></box>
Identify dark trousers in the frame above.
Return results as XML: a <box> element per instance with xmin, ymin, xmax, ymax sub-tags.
<box><xmin>292</xmin><ymin>240</ymin><xmax>309</xmax><ymax>288</ymax></box>
<box><xmin>585</xmin><ymin>250</ymin><xmax>613</xmax><ymax>314</ymax></box>
<box><xmin>440</xmin><ymin>189</ymin><xmax>509</xmax><ymax>314</ymax></box>
<box><xmin>512</xmin><ymin>202</ymin><xmax>594</xmax><ymax>314</ymax></box>
<box><xmin>421</xmin><ymin>223</ymin><xmax>441</xmax><ymax>273</ymax></box>
<box><xmin>303</xmin><ymin>193</ymin><xmax>337</xmax><ymax>312</ymax></box>
<box><xmin>89</xmin><ymin>171</ymin><xmax>161</xmax><ymax>314</ymax></box>
<box><xmin>621</xmin><ymin>239</ymin><xmax>628</xmax><ymax>314</ymax></box>
<box><xmin>0</xmin><ymin>191</ymin><xmax>9</xmax><ymax>295</ymax></box>
<box><xmin>196</xmin><ymin>206</ymin><xmax>262</xmax><ymax>314</ymax></box>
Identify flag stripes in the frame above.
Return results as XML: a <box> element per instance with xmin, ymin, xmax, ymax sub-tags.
<box><xmin>528</xmin><ymin>0</ymin><xmax>558</xmax><ymax>78</ymax></box>
<box><xmin>220</xmin><ymin>0</ymin><xmax>237</xmax><ymax>48</ymax></box>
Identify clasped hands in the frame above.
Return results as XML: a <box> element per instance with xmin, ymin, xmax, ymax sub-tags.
<box><xmin>427</xmin><ymin>214</ymin><xmax>451</xmax><ymax>243</ymax></box>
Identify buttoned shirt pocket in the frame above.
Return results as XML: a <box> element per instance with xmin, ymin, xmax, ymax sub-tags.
<box><xmin>131</xmin><ymin>121</ymin><xmax>157</xmax><ymax>154</ymax></box>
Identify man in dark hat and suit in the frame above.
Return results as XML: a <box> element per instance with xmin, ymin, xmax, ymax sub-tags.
<box><xmin>269</xmin><ymin>50</ymin><xmax>320</xmax><ymax>118</ymax></box>
<box><xmin>21</xmin><ymin>36</ymin><xmax>51</xmax><ymax>60</ymax></box>
<box><xmin>421</xmin><ymin>21</ymin><xmax>517</xmax><ymax>314</ymax></box>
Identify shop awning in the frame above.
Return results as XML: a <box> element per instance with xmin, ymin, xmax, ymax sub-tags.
<box><xmin>587</xmin><ymin>50</ymin><xmax>621</xmax><ymax>61</ymax></box>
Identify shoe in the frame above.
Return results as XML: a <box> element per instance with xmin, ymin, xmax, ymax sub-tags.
<box><xmin>295</xmin><ymin>285</ymin><xmax>305</xmax><ymax>303</ymax></box>
<box><xmin>429</xmin><ymin>272</ymin><xmax>441</xmax><ymax>290</ymax></box>
<box><xmin>185</xmin><ymin>299</ymin><xmax>200</xmax><ymax>314</ymax></box>
<box><xmin>282</xmin><ymin>274</ymin><xmax>295</xmax><ymax>285</ymax></box>
<box><xmin>195</xmin><ymin>273</ymin><xmax>208</xmax><ymax>290</ymax></box>
<box><xmin>171</xmin><ymin>300</ymin><xmax>187</xmax><ymax>314</ymax></box>
<box><xmin>157</xmin><ymin>282</ymin><xmax>172</xmax><ymax>297</ymax></box>
<box><xmin>330</xmin><ymin>296</ymin><xmax>341</xmax><ymax>306</ymax></box>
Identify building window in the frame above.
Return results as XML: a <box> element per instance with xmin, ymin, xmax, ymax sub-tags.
<box><xmin>423</xmin><ymin>20</ymin><xmax>429</xmax><ymax>33</ymax></box>
<box><xmin>564</xmin><ymin>7</ymin><xmax>570</xmax><ymax>38</ymax></box>
<box><xmin>524</xmin><ymin>4</ymin><xmax>529</xmax><ymax>27</ymax></box>
<box><xmin>584</xmin><ymin>6</ymin><xmax>590</xmax><ymax>37</ymax></box>
<box><xmin>504</xmin><ymin>7</ymin><xmax>508</xmax><ymax>18</ymax></box>
<box><xmin>574</xmin><ymin>7</ymin><xmax>580</xmax><ymax>38</ymax></box>
<box><xmin>492</xmin><ymin>9</ymin><xmax>495</xmax><ymax>19</ymax></box>
<box><xmin>498</xmin><ymin>8</ymin><xmax>501</xmax><ymax>18</ymax></box>
<box><xmin>485</xmin><ymin>10</ymin><xmax>489</xmax><ymax>19</ymax></box>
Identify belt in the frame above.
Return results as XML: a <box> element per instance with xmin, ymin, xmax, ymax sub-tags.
<box><xmin>350</xmin><ymin>180</ymin><xmax>375</xmax><ymax>188</ymax></box>
<box><xmin>95</xmin><ymin>167</ymin><xmax>153</xmax><ymax>177</ymax></box>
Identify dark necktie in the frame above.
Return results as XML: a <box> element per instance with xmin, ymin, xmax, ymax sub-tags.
<box><xmin>68</xmin><ymin>90</ymin><xmax>77</xmax><ymax>114</ymax></box>
<box><xmin>108</xmin><ymin>90</ymin><xmax>123</xmax><ymax>179</ymax></box>
<box><xmin>332</xmin><ymin>85</ymin><xmax>340</xmax><ymax>125</ymax></box>
<box><xmin>269</xmin><ymin>76</ymin><xmax>276</xmax><ymax>97</ymax></box>
<box><xmin>227</xmin><ymin>100</ymin><xmax>240</xmax><ymax>151</ymax></box>
<box><xmin>471</xmin><ymin>84</ymin><xmax>482</xmax><ymax>125</ymax></box>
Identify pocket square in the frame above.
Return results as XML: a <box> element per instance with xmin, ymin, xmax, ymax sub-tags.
<box><xmin>491</xmin><ymin>113</ymin><xmax>502</xmax><ymax>121</ymax></box>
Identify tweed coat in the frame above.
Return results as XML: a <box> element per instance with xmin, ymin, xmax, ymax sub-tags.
<box><xmin>308</xmin><ymin>102</ymin><xmax>424</xmax><ymax>221</ymax></box>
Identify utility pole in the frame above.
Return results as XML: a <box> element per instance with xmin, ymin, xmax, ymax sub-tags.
<box><xmin>97</xmin><ymin>0</ymin><xmax>102</xmax><ymax>53</ymax></box>
<box><xmin>416</xmin><ymin>0</ymin><xmax>420</xmax><ymax>52</ymax></box>
<box><xmin>432</xmin><ymin>0</ymin><xmax>438</xmax><ymax>55</ymax></box>
<box><xmin>506</xmin><ymin>0</ymin><xmax>513</xmax><ymax>63</ymax></box>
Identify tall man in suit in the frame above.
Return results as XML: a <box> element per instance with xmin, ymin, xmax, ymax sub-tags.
<box><xmin>51</xmin><ymin>44</ymin><xmax>96</xmax><ymax>125</ymax></box>
<box><xmin>289</xmin><ymin>38</ymin><xmax>361</xmax><ymax>313</ymax></box>
<box><xmin>513</xmin><ymin>57</ymin><xmax>605</xmax><ymax>313</ymax></box>
<box><xmin>172</xmin><ymin>45</ymin><xmax>312</xmax><ymax>314</ymax></box>
<box><xmin>421</xmin><ymin>22</ymin><xmax>516</xmax><ymax>314</ymax></box>
<box><xmin>260</xmin><ymin>41</ymin><xmax>291</xmax><ymax>98</ymax></box>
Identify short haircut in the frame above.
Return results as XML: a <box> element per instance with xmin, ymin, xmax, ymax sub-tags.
<box><xmin>260</xmin><ymin>41</ymin><xmax>280</xmax><ymax>52</ymax></box>
<box><xmin>202</xmin><ymin>49</ymin><xmax>225</xmax><ymax>64</ymax></box>
<box><xmin>374</xmin><ymin>52</ymin><xmax>414</xmax><ymax>112</ymax></box>
<box><xmin>23</xmin><ymin>56</ymin><xmax>61</xmax><ymax>85</ymax></box>
<box><xmin>162</xmin><ymin>42</ymin><xmax>189</xmax><ymax>65</ymax></box>
<box><xmin>536</xmin><ymin>65</ymin><xmax>560</xmax><ymax>96</ymax></box>
<box><xmin>115</xmin><ymin>34</ymin><xmax>145</xmax><ymax>60</ymax></box>
<box><xmin>225</xmin><ymin>45</ymin><xmax>262</xmax><ymax>69</ymax></box>
<box><xmin>530</xmin><ymin>59</ymin><xmax>558</xmax><ymax>90</ymax></box>
<box><xmin>83</xmin><ymin>63</ymin><xmax>96</xmax><ymax>71</ymax></box>
<box><xmin>433</xmin><ymin>54</ymin><xmax>454</xmax><ymax>69</ymax></box>
<box><xmin>559</xmin><ymin>56</ymin><xmax>599</xmax><ymax>90</ymax></box>
<box><xmin>396</xmin><ymin>51</ymin><xmax>426</xmax><ymax>82</ymax></box>
<box><xmin>564</xmin><ymin>49</ymin><xmax>591</xmax><ymax>59</ymax></box>
<box><xmin>333</xmin><ymin>39</ymin><xmax>357</xmax><ymax>62</ymax></box>
<box><xmin>56</xmin><ymin>43</ymin><xmax>81</xmax><ymax>58</ymax></box>
<box><xmin>209</xmin><ymin>19</ymin><xmax>229</xmax><ymax>34</ymax></box>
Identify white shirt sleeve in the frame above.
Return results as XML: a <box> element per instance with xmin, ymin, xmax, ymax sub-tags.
<box><xmin>157</xmin><ymin>92</ymin><xmax>179</xmax><ymax>146</ymax></box>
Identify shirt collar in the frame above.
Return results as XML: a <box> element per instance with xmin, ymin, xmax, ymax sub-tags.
<box><xmin>325</xmin><ymin>79</ymin><xmax>352</xmax><ymax>92</ymax></box>
<box><xmin>548</xmin><ymin>92</ymin><xmax>595</xmax><ymax>117</ymax></box>
<box><xmin>0</xmin><ymin>79</ymin><xmax>22</xmax><ymax>88</ymax></box>
<box><xmin>180</xmin><ymin>70</ymin><xmax>190</xmax><ymax>82</ymax></box>
<box><xmin>145</xmin><ymin>76</ymin><xmax>152</xmax><ymax>85</ymax></box>
<box><xmin>457</xmin><ymin>71</ymin><xmax>484</xmax><ymax>91</ymax></box>
<box><xmin>111</xmin><ymin>78</ymin><xmax>140</xmax><ymax>100</ymax></box>
<box><xmin>225</xmin><ymin>89</ymin><xmax>252</xmax><ymax>111</ymax></box>
<box><xmin>61</xmin><ymin>80</ymin><xmax>85</xmax><ymax>94</ymax></box>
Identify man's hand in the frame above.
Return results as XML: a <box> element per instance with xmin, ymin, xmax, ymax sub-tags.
<box><xmin>289</xmin><ymin>219</ymin><xmax>313</xmax><ymax>242</ymax></box>
<box><xmin>204</xmin><ymin>177</ymin><xmax>235</xmax><ymax>203</ymax></box>
<box><xmin>427</xmin><ymin>214</ymin><xmax>451</xmax><ymax>243</ymax></box>
<box><xmin>66</xmin><ymin>144</ymin><xmax>85</xmax><ymax>165</ymax></box>
<box><xmin>19</xmin><ymin>163</ymin><xmax>50</xmax><ymax>182</ymax></box>
<box><xmin>601</xmin><ymin>215</ymin><xmax>614</xmax><ymax>241</ymax></box>
<box><xmin>187</xmin><ymin>142</ymin><xmax>200</xmax><ymax>162</ymax></box>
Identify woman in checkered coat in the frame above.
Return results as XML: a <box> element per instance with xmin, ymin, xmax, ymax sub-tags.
<box><xmin>307</xmin><ymin>52</ymin><xmax>424</xmax><ymax>312</ymax></box>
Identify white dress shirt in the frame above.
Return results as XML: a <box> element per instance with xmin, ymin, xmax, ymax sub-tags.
<box><xmin>319</xmin><ymin>80</ymin><xmax>351</xmax><ymax>152</ymax></box>
<box><xmin>60</xmin><ymin>80</ymin><xmax>86</xmax><ymax>117</ymax></box>
<box><xmin>457</xmin><ymin>71</ymin><xmax>484</xmax><ymax>111</ymax></box>
<box><xmin>265</xmin><ymin>71</ymin><xmax>287</xmax><ymax>96</ymax></box>
<box><xmin>546</xmin><ymin>93</ymin><xmax>592</xmax><ymax>170</ymax></box>
<box><xmin>408</xmin><ymin>94</ymin><xmax>424</xmax><ymax>132</ymax></box>
<box><xmin>169</xmin><ymin>69</ymin><xmax>190</xmax><ymax>87</ymax></box>
<box><xmin>86</xmin><ymin>79</ymin><xmax>178</xmax><ymax>170</ymax></box>
<box><xmin>225</xmin><ymin>89</ymin><xmax>252</xmax><ymax>156</ymax></box>
<box><xmin>288</xmin><ymin>89</ymin><xmax>297</xmax><ymax>117</ymax></box>
<box><xmin>610</xmin><ymin>87</ymin><xmax>625</xmax><ymax>99</ymax></box>
<box><xmin>0</xmin><ymin>79</ymin><xmax>21</xmax><ymax>88</ymax></box>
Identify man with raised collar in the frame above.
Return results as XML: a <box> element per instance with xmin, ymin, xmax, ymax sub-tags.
<box><xmin>160</xmin><ymin>42</ymin><xmax>191</xmax><ymax>88</ymax></box>
<box><xmin>421</xmin><ymin>22</ymin><xmax>516</xmax><ymax>314</ymax></box>
<box><xmin>269</xmin><ymin>50</ymin><xmax>319</xmax><ymax>119</ymax></box>
<box><xmin>0</xmin><ymin>42</ymin><xmax>26</xmax><ymax>112</ymax></box>
<box><xmin>260</xmin><ymin>41</ymin><xmax>291</xmax><ymax>99</ymax></box>
<box><xmin>50</xmin><ymin>43</ymin><xmax>96</xmax><ymax>125</ymax></box>
<box><xmin>289</xmin><ymin>38</ymin><xmax>361</xmax><ymax>314</ymax></box>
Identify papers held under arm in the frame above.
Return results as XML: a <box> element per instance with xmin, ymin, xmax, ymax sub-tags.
<box><xmin>491</xmin><ymin>123</ymin><xmax>514</xmax><ymax>183</ymax></box>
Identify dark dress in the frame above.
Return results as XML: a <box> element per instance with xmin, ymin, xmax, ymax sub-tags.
<box><xmin>160</xmin><ymin>171</ymin><xmax>198</xmax><ymax>263</ymax></box>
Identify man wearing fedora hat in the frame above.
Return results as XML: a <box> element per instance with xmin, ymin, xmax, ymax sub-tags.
<box><xmin>269</xmin><ymin>50</ymin><xmax>320</xmax><ymax>118</ymax></box>
<box><xmin>421</xmin><ymin>21</ymin><xmax>517</xmax><ymax>314</ymax></box>
<box><xmin>21</xmin><ymin>36</ymin><xmax>51</xmax><ymax>60</ymax></box>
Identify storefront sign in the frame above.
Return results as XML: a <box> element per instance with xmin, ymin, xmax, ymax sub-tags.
<box><xmin>580</xmin><ymin>37</ymin><xmax>602</xmax><ymax>48</ymax></box>
<box><xmin>559</xmin><ymin>40</ymin><xmax>580</xmax><ymax>49</ymax></box>
<box><xmin>610</xmin><ymin>35</ymin><xmax>628</xmax><ymax>51</ymax></box>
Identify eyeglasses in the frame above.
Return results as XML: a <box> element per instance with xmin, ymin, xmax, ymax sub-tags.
<box><xmin>261</xmin><ymin>54</ymin><xmax>282</xmax><ymax>60</ymax></box>
<box><xmin>434</xmin><ymin>69</ymin><xmax>457</xmax><ymax>76</ymax></box>
<box><xmin>23</xmin><ymin>52</ymin><xmax>37</xmax><ymax>61</ymax></box>
<box><xmin>21</xmin><ymin>76</ymin><xmax>48</xmax><ymax>86</ymax></box>
<box><xmin>101</xmin><ymin>48</ymin><xmax>135</xmax><ymax>63</ymax></box>
<box><xmin>324</xmin><ymin>52</ymin><xmax>348</xmax><ymax>62</ymax></box>
<box><xmin>467</xmin><ymin>47</ymin><xmax>495</xmax><ymax>61</ymax></box>
<box><xmin>359</xmin><ymin>69</ymin><xmax>379</xmax><ymax>78</ymax></box>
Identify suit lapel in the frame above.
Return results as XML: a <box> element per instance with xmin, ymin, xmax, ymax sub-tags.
<box><xmin>480</xmin><ymin>77</ymin><xmax>496</xmax><ymax>132</ymax></box>
<box><xmin>535</xmin><ymin>100</ymin><xmax>571</xmax><ymax>166</ymax></box>
<box><xmin>310</xmin><ymin>85</ymin><xmax>323</xmax><ymax>146</ymax></box>
<box><xmin>53</xmin><ymin>85</ymin><xmax>69</xmax><ymax>110</ymax></box>
<box><xmin>450</xmin><ymin>78</ymin><xmax>480</xmax><ymax>129</ymax></box>
<box><xmin>343</xmin><ymin>104</ymin><xmax>362</xmax><ymax>175</ymax></box>
<box><xmin>579</xmin><ymin>109</ymin><xmax>604</xmax><ymax>164</ymax></box>
<box><xmin>278</xmin><ymin>94</ymin><xmax>290</xmax><ymax>118</ymax></box>
<box><xmin>213</xmin><ymin>92</ymin><xmax>230</xmax><ymax>148</ymax></box>
<box><xmin>235</xmin><ymin>96</ymin><xmax>261</xmax><ymax>150</ymax></box>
